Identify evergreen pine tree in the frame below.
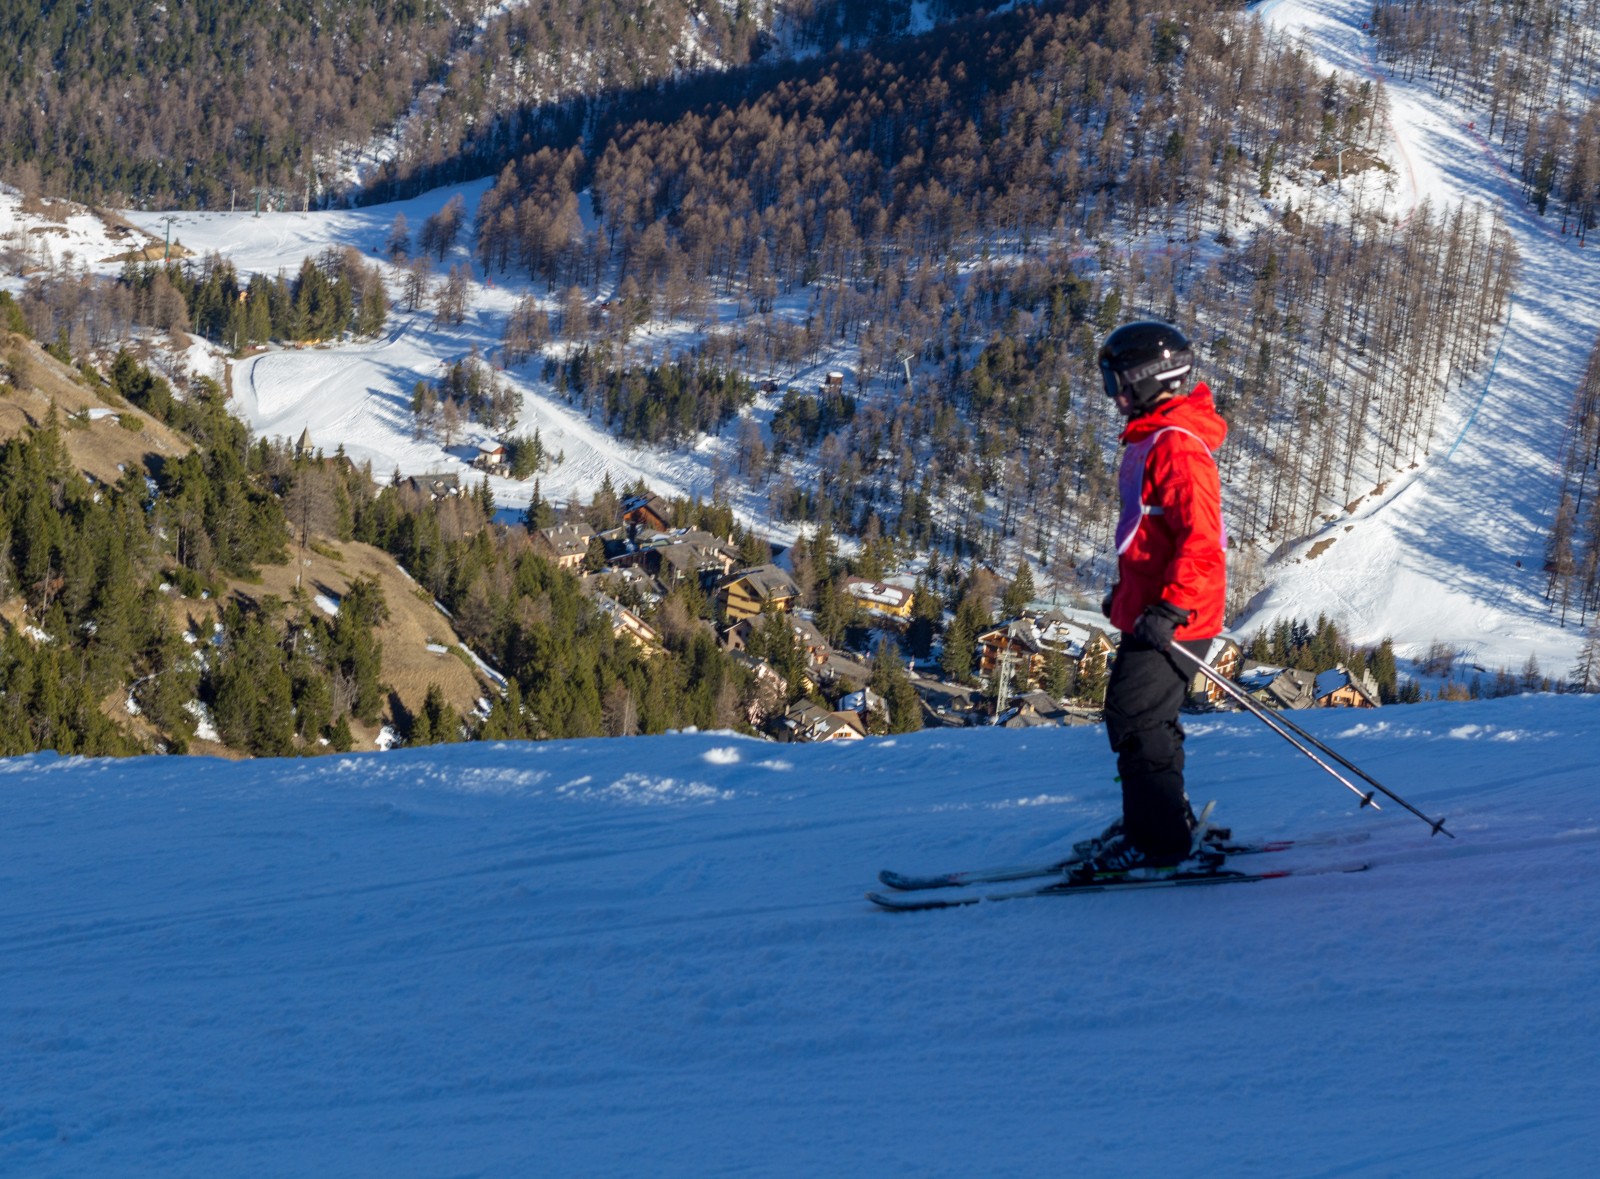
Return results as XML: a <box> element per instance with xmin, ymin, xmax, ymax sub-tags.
<box><xmin>941</xmin><ymin>609</ymin><xmax>976</xmax><ymax>683</ymax></box>
<box><xmin>409</xmin><ymin>704</ymin><xmax>433</xmax><ymax>746</ymax></box>
<box><xmin>906</xmin><ymin>577</ymin><xmax>942</xmax><ymax>660</ymax></box>
<box><xmin>1076</xmin><ymin>645</ymin><xmax>1110</xmax><ymax>705</ymax></box>
<box><xmin>1002</xmin><ymin>560</ymin><xmax>1035</xmax><ymax>619</ymax></box>
<box><xmin>869</xmin><ymin>637</ymin><xmax>923</xmax><ymax>734</ymax></box>
<box><xmin>1370</xmin><ymin>638</ymin><xmax>1399</xmax><ymax>702</ymax></box>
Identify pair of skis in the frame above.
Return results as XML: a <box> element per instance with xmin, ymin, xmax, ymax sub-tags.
<box><xmin>868</xmin><ymin>829</ymin><xmax>1371</xmax><ymax>911</ymax></box>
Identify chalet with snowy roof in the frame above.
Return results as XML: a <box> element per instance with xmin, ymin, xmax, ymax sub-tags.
<box><xmin>536</xmin><ymin>522</ymin><xmax>594</xmax><ymax>570</ymax></box>
<box><xmin>780</xmin><ymin>700</ymin><xmax>865</xmax><ymax>743</ymax></box>
<box><xmin>402</xmin><ymin>472</ymin><xmax>461</xmax><ymax>499</ymax></box>
<box><xmin>645</xmin><ymin>531</ymin><xmax>741</xmax><ymax>588</ymax></box>
<box><xmin>976</xmin><ymin>610</ymin><xmax>1114</xmax><ymax>690</ymax></box>
<box><xmin>719</xmin><ymin>564</ymin><xmax>801</xmax><ymax>621</ymax></box>
<box><xmin>472</xmin><ymin>439</ymin><xmax>509</xmax><ymax>476</ymax></box>
<box><xmin>1185</xmin><ymin>636</ymin><xmax>1244</xmax><ymax>707</ymax></box>
<box><xmin>1315</xmin><ymin>665</ymin><xmax>1382</xmax><ymax>708</ymax></box>
<box><xmin>583</xmin><ymin>564</ymin><xmax>662</xmax><ymax>607</ymax></box>
<box><xmin>843</xmin><ymin>577</ymin><xmax>915</xmax><ymax>619</ymax></box>
<box><xmin>977</xmin><ymin>619</ymin><xmax>1046</xmax><ymax>684</ymax></box>
<box><xmin>1239</xmin><ymin>666</ymin><xmax>1318</xmax><ymax>710</ymax></box>
<box><xmin>621</xmin><ymin>493</ymin><xmax>674</xmax><ymax>534</ymax></box>
<box><xmin>839</xmin><ymin>686</ymin><xmax>886</xmax><ymax>728</ymax></box>
<box><xmin>1031</xmin><ymin>610</ymin><xmax>1115</xmax><ymax>660</ymax></box>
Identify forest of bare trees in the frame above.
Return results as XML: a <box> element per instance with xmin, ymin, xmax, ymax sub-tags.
<box><xmin>0</xmin><ymin>0</ymin><xmax>492</xmax><ymax>207</ymax></box>
<box><xmin>0</xmin><ymin>0</ymin><xmax>984</xmax><ymax>209</ymax></box>
<box><xmin>1372</xmin><ymin>0</ymin><xmax>1600</xmax><ymax>240</ymax></box>
<box><xmin>1547</xmin><ymin>341</ymin><xmax>1600</xmax><ymax>628</ymax></box>
<box><xmin>0</xmin><ymin>1</ymin><xmax>1549</xmax><ymax>625</ymax></box>
<box><xmin>459</xmin><ymin>0</ymin><xmax>1518</xmax><ymax>610</ymax></box>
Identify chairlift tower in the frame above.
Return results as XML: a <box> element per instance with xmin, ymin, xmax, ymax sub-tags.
<box><xmin>993</xmin><ymin>646</ymin><xmax>1015</xmax><ymax>725</ymax></box>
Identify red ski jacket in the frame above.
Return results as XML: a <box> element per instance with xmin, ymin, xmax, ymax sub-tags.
<box><xmin>1108</xmin><ymin>383</ymin><xmax>1228</xmax><ymax>641</ymax></box>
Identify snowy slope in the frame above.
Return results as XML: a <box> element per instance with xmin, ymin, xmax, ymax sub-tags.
<box><xmin>113</xmin><ymin>180</ymin><xmax>725</xmax><ymax>525</ymax></box>
<box><xmin>4</xmin><ymin>695</ymin><xmax>1599</xmax><ymax>1176</ymax></box>
<box><xmin>1245</xmin><ymin>0</ymin><xmax>1600</xmax><ymax>674</ymax></box>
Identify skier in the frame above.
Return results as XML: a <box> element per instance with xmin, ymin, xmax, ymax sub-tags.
<box><xmin>1086</xmin><ymin>320</ymin><xmax>1228</xmax><ymax>874</ymax></box>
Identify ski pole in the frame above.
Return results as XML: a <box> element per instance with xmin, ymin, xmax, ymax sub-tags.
<box><xmin>1168</xmin><ymin>645</ymin><xmax>1453</xmax><ymax>838</ymax></box>
<box><xmin>1172</xmin><ymin>648</ymin><xmax>1383</xmax><ymax>812</ymax></box>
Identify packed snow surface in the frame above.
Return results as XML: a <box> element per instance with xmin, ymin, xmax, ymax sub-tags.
<box><xmin>4</xmin><ymin>695</ymin><xmax>1599</xmax><ymax>1175</ymax></box>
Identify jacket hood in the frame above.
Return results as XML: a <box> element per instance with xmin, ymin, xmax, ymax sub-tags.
<box><xmin>1120</xmin><ymin>382</ymin><xmax>1227</xmax><ymax>451</ymax></box>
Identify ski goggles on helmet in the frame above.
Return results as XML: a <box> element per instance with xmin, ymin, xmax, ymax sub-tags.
<box><xmin>1099</xmin><ymin>359</ymin><xmax>1122</xmax><ymax>400</ymax></box>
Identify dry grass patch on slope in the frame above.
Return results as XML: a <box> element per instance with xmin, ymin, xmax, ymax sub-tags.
<box><xmin>186</xmin><ymin>536</ymin><xmax>496</xmax><ymax>751</ymax></box>
<box><xmin>0</xmin><ymin>335</ymin><xmax>191</xmax><ymax>483</ymax></box>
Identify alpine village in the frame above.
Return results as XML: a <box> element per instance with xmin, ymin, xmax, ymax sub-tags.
<box><xmin>0</xmin><ymin>0</ymin><xmax>1596</xmax><ymax>764</ymax></box>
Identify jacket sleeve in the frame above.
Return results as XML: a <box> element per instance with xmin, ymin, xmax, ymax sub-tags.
<box><xmin>1146</xmin><ymin>434</ymin><xmax>1225</xmax><ymax>619</ymax></box>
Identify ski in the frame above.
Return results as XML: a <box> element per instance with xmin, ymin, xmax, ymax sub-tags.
<box><xmin>877</xmin><ymin>830</ymin><xmax>1370</xmax><ymax>892</ymax></box>
<box><xmin>867</xmin><ymin>859</ymin><xmax>1370</xmax><ymax>911</ymax></box>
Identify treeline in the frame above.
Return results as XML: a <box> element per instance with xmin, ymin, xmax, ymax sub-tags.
<box><xmin>1372</xmin><ymin>0</ymin><xmax>1600</xmax><ymax>240</ymax></box>
<box><xmin>1547</xmin><ymin>339</ymin><xmax>1600</xmax><ymax>631</ymax></box>
<box><xmin>0</xmin><ymin>0</ymin><xmax>481</xmax><ymax>206</ymax></box>
<box><xmin>14</xmin><ymin>249</ymin><xmax>389</xmax><ymax>357</ymax></box>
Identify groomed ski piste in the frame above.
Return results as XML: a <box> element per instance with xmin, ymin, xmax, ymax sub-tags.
<box><xmin>1241</xmin><ymin>0</ymin><xmax>1600</xmax><ymax>672</ymax></box>
<box><xmin>4</xmin><ymin>695</ymin><xmax>1599</xmax><ymax>1175</ymax></box>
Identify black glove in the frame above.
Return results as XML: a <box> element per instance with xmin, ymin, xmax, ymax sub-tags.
<box><xmin>1132</xmin><ymin>600</ymin><xmax>1192</xmax><ymax>651</ymax></box>
<box><xmin>1100</xmin><ymin>586</ymin><xmax>1116</xmax><ymax>620</ymax></box>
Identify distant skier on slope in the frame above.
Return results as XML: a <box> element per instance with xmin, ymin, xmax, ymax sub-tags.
<box><xmin>1086</xmin><ymin>320</ymin><xmax>1228</xmax><ymax>874</ymax></box>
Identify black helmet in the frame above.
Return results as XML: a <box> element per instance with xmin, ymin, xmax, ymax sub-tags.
<box><xmin>1098</xmin><ymin>320</ymin><xmax>1195</xmax><ymax>412</ymax></box>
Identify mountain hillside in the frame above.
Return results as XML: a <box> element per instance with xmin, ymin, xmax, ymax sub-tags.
<box><xmin>0</xmin><ymin>0</ymin><xmax>1596</xmax><ymax>750</ymax></box>
<box><xmin>81</xmin><ymin>0</ymin><xmax>1594</xmax><ymax>675</ymax></box>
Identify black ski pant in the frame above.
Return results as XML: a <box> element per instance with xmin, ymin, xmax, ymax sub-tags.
<box><xmin>1103</xmin><ymin>636</ymin><xmax>1210</xmax><ymax>859</ymax></box>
